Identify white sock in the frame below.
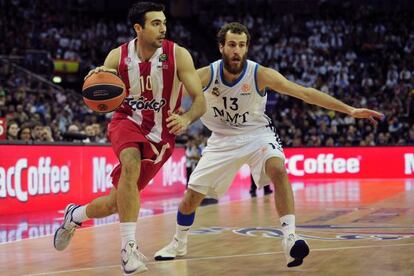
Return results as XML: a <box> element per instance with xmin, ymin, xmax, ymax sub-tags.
<box><xmin>120</xmin><ymin>222</ymin><xmax>137</xmax><ymax>249</ymax></box>
<box><xmin>280</xmin><ymin>214</ymin><xmax>296</xmax><ymax>237</ymax></box>
<box><xmin>174</xmin><ymin>223</ymin><xmax>190</xmax><ymax>243</ymax></box>
<box><xmin>72</xmin><ymin>205</ymin><xmax>89</xmax><ymax>223</ymax></box>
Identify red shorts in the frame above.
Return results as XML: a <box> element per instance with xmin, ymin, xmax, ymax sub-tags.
<box><xmin>107</xmin><ymin>118</ymin><xmax>174</xmax><ymax>191</ymax></box>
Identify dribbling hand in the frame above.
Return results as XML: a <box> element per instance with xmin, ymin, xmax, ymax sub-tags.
<box><xmin>84</xmin><ymin>66</ymin><xmax>118</xmax><ymax>80</ymax></box>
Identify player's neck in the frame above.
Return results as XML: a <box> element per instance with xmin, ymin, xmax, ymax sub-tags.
<box><xmin>222</xmin><ymin>68</ymin><xmax>243</xmax><ymax>84</ymax></box>
<box><xmin>135</xmin><ymin>39</ymin><xmax>157</xmax><ymax>61</ymax></box>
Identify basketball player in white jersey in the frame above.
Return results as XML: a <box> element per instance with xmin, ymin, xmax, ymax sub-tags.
<box><xmin>155</xmin><ymin>22</ymin><xmax>384</xmax><ymax>267</ymax></box>
<box><xmin>53</xmin><ymin>2</ymin><xmax>205</xmax><ymax>275</ymax></box>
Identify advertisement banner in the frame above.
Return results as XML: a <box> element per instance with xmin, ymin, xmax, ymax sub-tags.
<box><xmin>0</xmin><ymin>145</ymin><xmax>413</xmax><ymax>215</ymax></box>
<box><xmin>0</xmin><ymin>145</ymin><xmax>186</xmax><ymax>215</ymax></box>
<box><xmin>0</xmin><ymin>118</ymin><xmax>6</xmax><ymax>140</ymax></box>
<box><xmin>285</xmin><ymin>147</ymin><xmax>414</xmax><ymax>179</ymax></box>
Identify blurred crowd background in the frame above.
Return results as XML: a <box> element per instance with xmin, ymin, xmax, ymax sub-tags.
<box><xmin>0</xmin><ymin>0</ymin><xmax>413</xmax><ymax>149</ymax></box>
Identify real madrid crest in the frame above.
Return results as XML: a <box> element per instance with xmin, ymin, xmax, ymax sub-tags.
<box><xmin>212</xmin><ymin>87</ymin><xmax>220</xmax><ymax>97</ymax></box>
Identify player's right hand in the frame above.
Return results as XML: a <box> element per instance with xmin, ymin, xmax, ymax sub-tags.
<box><xmin>84</xmin><ymin>66</ymin><xmax>118</xmax><ymax>80</ymax></box>
<box><xmin>166</xmin><ymin>111</ymin><xmax>191</xmax><ymax>135</ymax></box>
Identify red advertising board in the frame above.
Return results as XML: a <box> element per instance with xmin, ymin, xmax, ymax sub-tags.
<box><xmin>0</xmin><ymin>145</ymin><xmax>186</xmax><ymax>215</ymax></box>
<box><xmin>285</xmin><ymin>147</ymin><xmax>414</xmax><ymax>179</ymax></box>
<box><xmin>0</xmin><ymin>145</ymin><xmax>413</xmax><ymax>215</ymax></box>
<box><xmin>0</xmin><ymin>118</ymin><xmax>6</xmax><ymax>140</ymax></box>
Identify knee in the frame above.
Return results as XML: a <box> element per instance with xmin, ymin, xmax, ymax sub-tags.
<box><xmin>266</xmin><ymin>160</ymin><xmax>288</xmax><ymax>181</ymax></box>
<box><xmin>119</xmin><ymin>149</ymin><xmax>140</xmax><ymax>178</ymax></box>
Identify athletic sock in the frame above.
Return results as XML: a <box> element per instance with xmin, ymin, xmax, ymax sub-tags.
<box><xmin>280</xmin><ymin>214</ymin><xmax>296</xmax><ymax>237</ymax></box>
<box><xmin>120</xmin><ymin>222</ymin><xmax>137</xmax><ymax>249</ymax></box>
<box><xmin>175</xmin><ymin>211</ymin><xmax>195</xmax><ymax>242</ymax></box>
<box><xmin>71</xmin><ymin>205</ymin><xmax>89</xmax><ymax>224</ymax></box>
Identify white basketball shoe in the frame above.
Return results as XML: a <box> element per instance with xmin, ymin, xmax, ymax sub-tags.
<box><xmin>154</xmin><ymin>237</ymin><xmax>187</xmax><ymax>261</ymax></box>
<box><xmin>53</xmin><ymin>203</ymin><xmax>82</xmax><ymax>251</ymax></box>
<box><xmin>282</xmin><ymin>234</ymin><xmax>310</xmax><ymax>267</ymax></box>
<box><xmin>121</xmin><ymin>240</ymin><xmax>148</xmax><ymax>275</ymax></box>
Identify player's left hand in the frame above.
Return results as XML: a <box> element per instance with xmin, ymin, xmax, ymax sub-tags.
<box><xmin>166</xmin><ymin>110</ymin><xmax>190</xmax><ymax>135</ymax></box>
<box><xmin>350</xmin><ymin>108</ymin><xmax>384</xmax><ymax>125</ymax></box>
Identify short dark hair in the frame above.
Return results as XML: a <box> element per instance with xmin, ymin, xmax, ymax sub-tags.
<box><xmin>128</xmin><ymin>2</ymin><xmax>165</xmax><ymax>28</ymax></box>
<box><xmin>217</xmin><ymin>22</ymin><xmax>250</xmax><ymax>46</ymax></box>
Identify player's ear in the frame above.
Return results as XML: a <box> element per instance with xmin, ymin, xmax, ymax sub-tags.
<box><xmin>218</xmin><ymin>43</ymin><xmax>224</xmax><ymax>54</ymax></box>
<box><xmin>133</xmin><ymin>23</ymin><xmax>143</xmax><ymax>34</ymax></box>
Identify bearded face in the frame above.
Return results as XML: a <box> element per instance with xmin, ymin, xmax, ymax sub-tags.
<box><xmin>222</xmin><ymin>50</ymin><xmax>247</xmax><ymax>74</ymax></box>
<box><xmin>219</xmin><ymin>31</ymin><xmax>249</xmax><ymax>75</ymax></box>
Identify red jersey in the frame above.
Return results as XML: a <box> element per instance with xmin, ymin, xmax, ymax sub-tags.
<box><xmin>114</xmin><ymin>38</ymin><xmax>182</xmax><ymax>144</ymax></box>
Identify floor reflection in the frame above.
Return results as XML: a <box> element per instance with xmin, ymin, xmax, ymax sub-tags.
<box><xmin>1</xmin><ymin>178</ymin><xmax>412</xmax><ymax>244</ymax></box>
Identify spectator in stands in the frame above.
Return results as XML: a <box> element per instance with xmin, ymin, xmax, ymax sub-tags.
<box><xmin>91</xmin><ymin>123</ymin><xmax>107</xmax><ymax>143</ymax></box>
<box><xmin>0</xmin><ymin>89</ymin><xmax>6</xmax><ymax>117</ymax></box>
<box><xmin>83</xmin><ymin>124</ymin><xmax>97</xmax><ymax>143</ymax></box>
<box><xmin>250</xmin><ymin>175</ymin><xmax>273</xmax><ymax>198</ymax></box>
<box><xmin>14</xmin><ymin>104</ymin><xmax>29</xmax><ymax>124</ymax></box>
<box><xmin>0</xmin><ymin>1</ymin><xmax>412</xmax><ymax>146</ymax></box>
<box><xmin>31</xmin><ymin>123</ymin><xmax>44</xmax><ymax>142</ymax></box>
<box><xmin>18</xmin><ymin>126</ymin><xmax>32</xmax><ymax>142</ymax></box>
<box><xmin>6</xmin><ymin>122</ymin><xmax>19</xmax><ymax>141</ymax></box>
<box><xmin>40</xmin><ymin>126</ymin><xmax>54</xmax><ymax>142</ymax></box>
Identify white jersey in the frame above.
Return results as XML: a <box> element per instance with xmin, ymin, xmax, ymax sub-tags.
<box><xmin>189</xmin><ymin>60</ymin><xmax>285</xmax><ymax>196</ymax></box>
<box><xmin>201</xmin><ymin>59</ymin><xmax>271</xmax><ymax>136</ymax></box>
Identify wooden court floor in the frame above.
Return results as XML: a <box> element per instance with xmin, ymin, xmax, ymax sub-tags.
<box><xmin>1</xmin><ymin>179</ymin><xmax>414</xmax><ymax>276</ymax></box>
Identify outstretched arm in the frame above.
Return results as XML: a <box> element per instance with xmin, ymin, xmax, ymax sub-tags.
<box><xmin>257</xmin><ymin>66</ymin><xmax>384</xmax><ymax>124</ymax></box>
<box><xmin>167</xmin><ymin>46</ymin><xmax>206</xmax><ymax>135</ymax></box>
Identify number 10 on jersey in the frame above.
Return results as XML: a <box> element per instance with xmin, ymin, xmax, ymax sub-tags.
<box><xmin>139</xmin><ymin>75</ymin><xmax>152</xmax><ymax>92</ymax></box>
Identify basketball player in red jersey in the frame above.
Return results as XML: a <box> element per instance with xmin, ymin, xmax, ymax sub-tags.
<box><xmin>53</xmin><ymin>2</ymin><xmax>206</xmax><ymax>274</ymax></box>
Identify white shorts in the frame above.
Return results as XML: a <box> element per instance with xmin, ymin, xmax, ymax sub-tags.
<box><xmin>188</xmin><ymin>128</ymin><xmax>285</xmax><ymax>199</ymax></box>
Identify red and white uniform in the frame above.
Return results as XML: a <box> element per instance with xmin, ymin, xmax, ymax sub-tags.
<box><xmin>108</xmin><ymin>39</ymin><xmax>182</xmax><ymax>190</ymax></box>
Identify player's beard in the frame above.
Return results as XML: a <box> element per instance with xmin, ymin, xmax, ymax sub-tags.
<box><xmin>222</xmin><ymin>53</ymin><xmax>247</xmax><ymax>74</ymax></box>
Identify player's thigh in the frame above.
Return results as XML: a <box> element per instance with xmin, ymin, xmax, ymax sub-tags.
<box><xmin>189</xmin><ymin>150</ymin><xmax>245</xmax><ymax>197</ymax></box>
<box><xmin>248</xmin><ymin>139</ymin><xmax>285</xmax><ymax>188</ymax></box>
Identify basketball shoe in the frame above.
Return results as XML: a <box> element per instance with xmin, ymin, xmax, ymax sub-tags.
<box><xmin>121</xmin><ymin>240</ymin><xmax>148</xmax><ymax>275</ymax></box>
<box><xmin>53</xmin><ymin>203</ymin><xmax>82</xmax><ymax>251</ymax></box>
<box><xmin>282</xmin><ymin>234</ymin><xmax>310</xmax><ymax>267</ymax></box>
<box><xmin>153</xmin><ymin>237</ymin><xmax>187</xmax><ymax>260</ymax></box>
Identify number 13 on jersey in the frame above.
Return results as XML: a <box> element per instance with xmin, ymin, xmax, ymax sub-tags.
<box><xmin>222</xmin><ymin>96</ymin><xmax>238</xmax><ymax>111</ymax></box>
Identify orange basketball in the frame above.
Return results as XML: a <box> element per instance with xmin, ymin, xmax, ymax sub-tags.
<box><xmin>82</xmin><ymin>71</ymin><xmax>126</xmax><ymax>113</ymax></box>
